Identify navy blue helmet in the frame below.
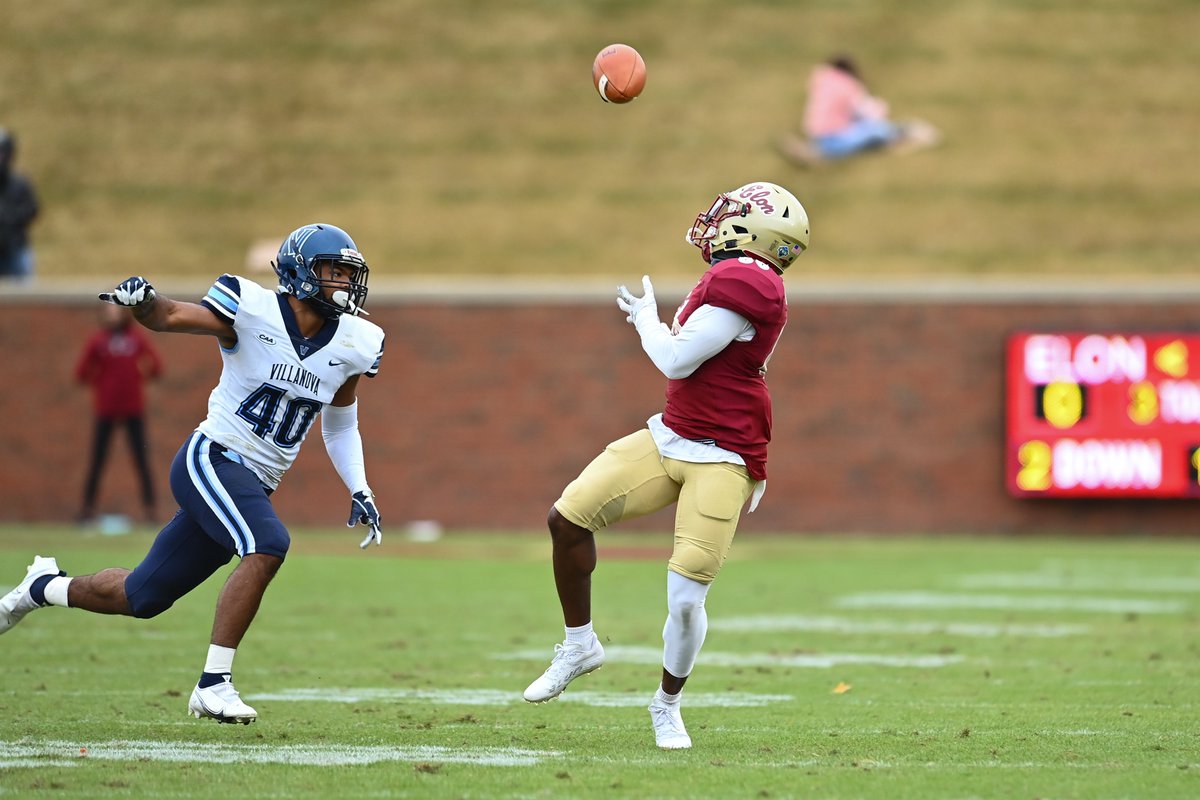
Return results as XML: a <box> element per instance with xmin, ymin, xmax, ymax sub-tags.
<box><xmin>273</xmin><ymin>223</ymin><xmax>369</xmax><ymax>317</ymax></box>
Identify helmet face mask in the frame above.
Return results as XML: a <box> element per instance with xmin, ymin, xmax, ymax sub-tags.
<box><xmin>685</xmin><ymin>182</ymin><xmax>810</xmax><ymax>271</ymax></box>
<box><xmin>273</xmin><ymin>224</ymin><xmax>370</xmax><ymax>318</ymax></box>
<box><xmin>687</xmin><ymin>193</ymin><xmax>752</xmax><ymax>265</ymax></box>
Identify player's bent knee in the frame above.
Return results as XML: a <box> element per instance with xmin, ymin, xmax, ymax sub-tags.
<box><xmin>548</xmin><ymin>506</ymin><xmax>592</xmax><ymax>544</ymax></box>
<box><xmin>249</xmin><ymin>531</ymin><xmax>291</xmax><ymax>561</ymax></box>
<box><xmin>126</xmin><ymin>589</ymin><xmax>175</xmax><ymax>619</ymax></box>
<box><xmin>667</xmin><ymin>525</ymin><xmax>729</xmax><ymax>582</ymax></box>
<box><xmin>669</xmin><ymin>544</ymin><xmax>724</xmax><ymax>583</ymax></box>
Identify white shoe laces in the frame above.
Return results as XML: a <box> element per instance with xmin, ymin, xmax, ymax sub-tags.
<box><xmin>546</xmin><ymin>642</ymin><xmax>583</xmax><ymax>674</ymax></box>
<box><xmin>214</xmin><ymin>682</ymin><xmax>241</xmax><ymax>699</ymax></box>
<box><xmin>650</xmin><ymin>702</ymin><xmax>687</xmax><ymax>736</ymax></box>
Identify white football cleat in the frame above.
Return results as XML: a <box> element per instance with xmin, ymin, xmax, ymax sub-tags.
<box><xmin>523</xmin><ymin>638</ymin><xmax>605</xmax><ymax>703</ymax></box>
<box><xmin>648</xmin><ymin>697</ymin><xmax>692</xmax><ymax>749</ymax></box>
<box><xmin>188</xmin><ymin>678</ymin><xmax>257</xmax><ymax>725</ymax></box>
<box><xmin>0</xmin><ymin>556</ymin><xmax>63</xmax><ymax>635</ymax></box>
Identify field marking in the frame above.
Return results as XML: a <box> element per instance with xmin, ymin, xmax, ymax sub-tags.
<box><xmin>506</xmin><ymin>645</ymin><xmax>963</xmax><ymax>669</ymax></box>
<box><xmin>958</xmin><ymin>572</ymin><xmax>1200</xmax><ymax>593</ymax></box>
<box><xmin>0</xmin><ymin>739</ymin><xmax>559</xmax><ymax>768</ymax></box>
<box><xmin>5</xmin><ymin>740</ymin><xmax>1190</xmax><ymax>774</ymax></box>
<box><xmin>709</xmin><ymin>614</ymin><xmax>1089</xmax><ymax>638</ymax></box>
<box><xmin>251</xmin><ymin>688</ymin><xmax>792</xmax><ymax>707</ymax></box>
<box><xmin>835</xmin><ymin>591</ymin><xmax>1185</xmax><ymax>614</ymax></box>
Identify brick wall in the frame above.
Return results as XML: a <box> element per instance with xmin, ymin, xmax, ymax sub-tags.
<box><xmin>5</xmin><ymin>283</ymin><xmax>1198</xmax><ymax>535</ymax></box>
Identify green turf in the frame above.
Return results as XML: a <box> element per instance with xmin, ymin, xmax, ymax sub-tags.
<box><xmin>0</xmin><ymin>525</ymin><xmax>1197</xmax><ymax>798</ymax></box>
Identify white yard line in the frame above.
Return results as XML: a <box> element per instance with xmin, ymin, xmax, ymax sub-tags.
<box><xmin>958</xmin><ymin>573</ymin><xmax>1200</xmax><ymax>593</ymax></box>
<box><xmin>835</xmin><ymin>592</ymin><xmax>1185</xmax><ymax>614</ymax></box>
<box><xmin>251</xmin><ymin>688</ymin><xmax>793</xmax><ymax>707</ymax></box>
<box><xmin>709</xmin><ymin>614</ymin><xmax>1090</xmax><ymax>637</ymax></box>
<box><xmin>0</xmin><ymin>740</ymin><xmax>559</xmax><ymax>768</ymax></box>
<box><xmin>5</xmin><ymin>739</ymin><xmax>1188</xmax><ymax>773</ymax></box>
<box><xmin>505</xmin><ymin>645</ymin><xmax>963</xmax><ymax>669</ymax></box>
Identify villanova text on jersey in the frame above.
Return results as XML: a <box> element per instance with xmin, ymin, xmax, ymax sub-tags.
<box><xmin>269</xmin><ymin>363</ymin><xmax>321</xmax><ymax>395</ymax></box>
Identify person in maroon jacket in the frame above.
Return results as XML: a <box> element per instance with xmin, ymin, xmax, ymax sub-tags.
<box><xmin>523</xmin><ymin>181</ymin><xmax>810</xmax><ymax>749</ymax></box>
<box><xmin>75</xmin><ymin>302</ymin><xmax>163</xmax><ymax>523</ymax></box>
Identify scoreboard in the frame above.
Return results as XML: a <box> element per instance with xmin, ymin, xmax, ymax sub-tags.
<box><xmin>1006</xmin><ymin>332</ymin><xmax>1200</xmax><ymax>498</ymax></box>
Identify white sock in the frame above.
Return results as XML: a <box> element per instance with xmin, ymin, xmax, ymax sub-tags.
<box><xmin>655</xmin><ymin>685</ymin><xmax>682</xmax><ymax>705</ymax></box>
<box><xmin>203</xmin><ymin>644</ymin><xmax>236</xmax><ymax>675</ymax></box>
<box><xmin>564</xmin><ymin>621</ymin><xmax>595</xmax><ymax>647</ymax></box>
<box><xmin>43</xmin><ymin>576</ymin><xmax>72</xmax><ymax>608</ymax></box>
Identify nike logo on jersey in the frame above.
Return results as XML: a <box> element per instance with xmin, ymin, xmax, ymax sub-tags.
<box><xmin>329</xmin><ymin>359</ymin><xmax>345</xmax><ymax>367</ymax></box>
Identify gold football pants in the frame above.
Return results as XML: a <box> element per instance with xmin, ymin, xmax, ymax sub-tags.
<box><xmin>555</xmin><ymin>429</ymin><xmax>755</xmax><ymax>583</ymax></box>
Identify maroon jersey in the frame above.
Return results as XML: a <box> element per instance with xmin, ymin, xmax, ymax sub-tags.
<box><xmin>662</xmin><ymin>256</ymin><xmax>788</xmax><ymax>480</ymax></box>
<box><xmin>75</xmin><ymin>326</ymin><xmax>163</xmax><ymax>418</ymax></box>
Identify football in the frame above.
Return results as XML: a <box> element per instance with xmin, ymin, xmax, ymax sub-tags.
<box><xmin>592</xmin><ymin>44</ymin><xmax>646</xmax><ymax>104</ymax></box>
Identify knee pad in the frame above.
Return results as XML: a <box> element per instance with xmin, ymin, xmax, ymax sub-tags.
<box><xmin>668</xmin><ymin>541</ymin><xmax>724</xmax><ymax>583</ymax></box>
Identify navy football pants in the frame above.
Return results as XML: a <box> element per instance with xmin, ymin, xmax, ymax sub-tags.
<box><xmin>124</xmin><ymin>432</ymin><xmax>290</xmax><ymax>618</ymax></box>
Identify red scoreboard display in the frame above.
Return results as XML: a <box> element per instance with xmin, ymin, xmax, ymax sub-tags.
<box><xmin>1006</xmin><ymin>332</ymin><xmax>1200</xmax><ymax>498</ymax></box>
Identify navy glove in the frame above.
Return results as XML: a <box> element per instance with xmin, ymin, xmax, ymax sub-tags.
<box><xmin>99</xmin><ymin>276</ymin><xmax>156</xmax><ymax>307</ymax></box>
<box><xmin>348</xmin><ymin>490</ymin><xmax>382</xmax><ymax>549</ymax></box>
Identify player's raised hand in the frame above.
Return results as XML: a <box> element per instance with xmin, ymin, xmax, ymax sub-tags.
<box><xmin>99</xmin><ymin>277</ymin><xmax>156</xmax><ymax>307</ymax></box>
<box><xmin>616</xmin><ymin>275</ymin><xmax>657</xmax><ymax>325</ymax></box>
<box><xmin>348</xmin><ymin>490</ymin><xmax>382</xmax><ymax>549</ymax></box>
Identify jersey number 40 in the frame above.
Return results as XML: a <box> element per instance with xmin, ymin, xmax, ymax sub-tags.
<box><xmin>236</xmin><ymin>383</ymin><xmax>322</xmax><ymax>448</ymax></box>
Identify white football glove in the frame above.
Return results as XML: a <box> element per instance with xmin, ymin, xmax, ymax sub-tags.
<box><xmin>99</xmin><ymin>276</ymin><xmax>156</xmax><ymax>307</ymax></box>
<box><xmin>616</xmin><ymin>275</ymin><xmax>658</xmax><ymax>327</ymax></box>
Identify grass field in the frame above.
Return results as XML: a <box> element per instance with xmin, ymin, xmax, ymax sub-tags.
<box><xmin>3</xmin><ymin>0</ymin><xmax>1198</xmax><ymax>283</ymax></box>
<box><xmin>1</xmin><ymin>525</ymin><xmax>1197</xmax><ymax>798</ymax></box>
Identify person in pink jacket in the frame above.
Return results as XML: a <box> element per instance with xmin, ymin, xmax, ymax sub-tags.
<box><xmin>779</xmin><ymin>55</ymin><xmax>939</xmax><ymax>164</ymax></box>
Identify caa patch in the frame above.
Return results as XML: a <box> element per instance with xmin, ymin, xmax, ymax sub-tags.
<box><xmin>777</xmin><ymin>245</ymin><xmax>791</xmax><ymax>259</ymax></box>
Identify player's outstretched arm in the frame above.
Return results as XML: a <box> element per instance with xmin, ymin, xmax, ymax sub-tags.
<box><xmin>100</xmin><ymin>276</ymin><xmax>235</xmax><ymax>345</ymax></box>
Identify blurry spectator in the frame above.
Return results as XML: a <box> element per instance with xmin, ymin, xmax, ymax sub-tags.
<box><xmin>75</xmin><ymin>303</ymin><xmax>163</xmax><ymax>524</ymax></box>
<box><xmin>0</xmin><ymin>127</ymin><xmax>39</xmax><ymax>282</ymax></box>
<box><xmin>777</xmin><ymin>54</ymin><xmax>940</xmax><ymax>165</ymax></box>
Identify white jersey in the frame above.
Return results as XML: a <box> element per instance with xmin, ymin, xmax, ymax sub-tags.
<box><xmin>195</xmin><ymin>275</ymin><xmax>385</xmax><ymax>489</ymax></box>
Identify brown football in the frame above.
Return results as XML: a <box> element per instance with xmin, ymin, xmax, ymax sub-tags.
<box><xmin>592</xmin><ymin>44</ymin><xmax>646</xmax><ymax>104</ymax></box>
